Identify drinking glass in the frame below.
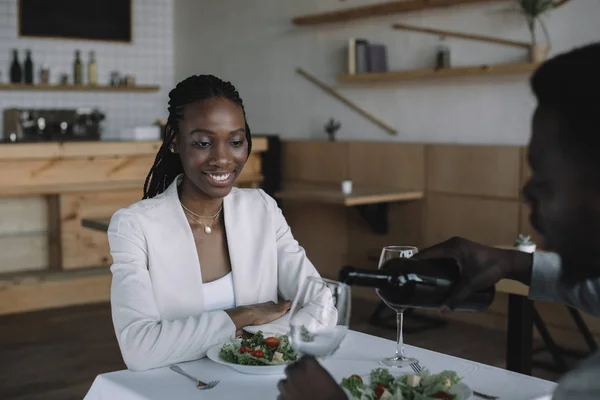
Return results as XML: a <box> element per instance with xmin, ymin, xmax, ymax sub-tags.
<box><xmin>288</xmin><ymin>276</ymin><xmax>351</xmax><ymax>359</ymax></box>
<box><xmin>378</xmin><ymin>245</ymin><xmax>418</xmax><ymax>367</ymax></box>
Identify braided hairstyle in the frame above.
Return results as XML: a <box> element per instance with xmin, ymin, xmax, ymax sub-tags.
<box><xmin>143</xmin><ymin>75</ymin><xmax>252</xmax><ymax>199</ymax></box>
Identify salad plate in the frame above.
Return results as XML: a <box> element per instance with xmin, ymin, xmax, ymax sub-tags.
<box><xmin>207</xmin><ymin>331</ymin><xmax>297</xmax><ymax>375</ymax></box>
<box><xmin>341</xmin><ymin>368</ymin><xmax>473</xmax><ymax>400</ymax></box>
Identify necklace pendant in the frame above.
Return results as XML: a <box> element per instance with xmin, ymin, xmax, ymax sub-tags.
<box><xmin>204</xmin><ymin>225</ymin><xmax>212</xmax><ymax>234</ymax></box>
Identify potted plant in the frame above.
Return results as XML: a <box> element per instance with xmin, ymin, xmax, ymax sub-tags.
<box><xmin>324</xmin><ymin>118</ymin><xmax>341</xmax><ymax>142</ymax></box>
<box><xmin>517</xmin><ymin>0</ymin><xmax>553</xmax><ymax>62</ymax></box>
<box><xmin>512</xmin><ymin>0</ymin><xmax>571</xmax><ymax>62</ymax></box>
<box><xmin>515</xmin><ymin>234</ymin><xmax>537</xmax><ymax>253</ymax></box>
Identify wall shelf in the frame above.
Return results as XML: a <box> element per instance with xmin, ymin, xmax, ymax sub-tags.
<box><xmin>292</xmin><ymin>0</ymin><xmax>504</xmax><ymax>26</ymax></box>
<box><xmin>0</xmin><ymin>83</ymin><xmax>160</xmax><ymax>92</ymax></box>
<box><xmin>338</xmin><ymin>62</ymin><xmax>540</xmax><ymax>84</ymax></box>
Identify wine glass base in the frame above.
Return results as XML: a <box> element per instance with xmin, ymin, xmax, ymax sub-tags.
<box><xmin>379</xmin><ymin>356</ymin><xmax>418</xmax><ymax>368</ymax></box>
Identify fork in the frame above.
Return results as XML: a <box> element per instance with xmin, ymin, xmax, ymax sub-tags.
<box><xmin>409</xmin><ymin>362</ymin><xmax>498</xmax><ymax>400</ymax></box>
<box><xmin>169</xmin><ymin>365</ymin><xmax>219</xmax><ymax>390</ymax></box>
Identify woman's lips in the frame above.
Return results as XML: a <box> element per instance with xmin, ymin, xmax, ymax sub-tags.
<box><xmin>203</xmin><ymin>171</ymin><xmax>235</xmax><ymax>187</ymax></box>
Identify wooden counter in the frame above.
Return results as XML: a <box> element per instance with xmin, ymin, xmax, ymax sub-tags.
<box><xmin>0</xmin><ymin>138</ymin><xmax>269</xmax><ymax>315</ymax></box>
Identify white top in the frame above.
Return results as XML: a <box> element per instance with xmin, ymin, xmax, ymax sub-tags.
<box><xmin>202</xmin><ymin>272</ymin><xmax>236</xmax><ymax>312</ymax></box>
<box><xmin>107</xmin><ymin>174</ymin><xmax>322</xmax><ymax>371</ymax></box>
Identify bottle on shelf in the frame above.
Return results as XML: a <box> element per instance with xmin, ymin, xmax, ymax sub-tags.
<box><xmin>40</xmin><ymin>65</ymin><xmax>50</xmax><ymax>84</ymax></box>
<box><xmin>436</xmin><ymin>37</ymin><xmax>451</xmax><ymax>69</ymax></box>
<box><xmin>10</xmin><ymin>49</ymin><xmax>22</xmax><ymax>84</ymax></box>
<box><xmin>339</xmin><ymin>257</ymin><xmax>495</xmax><ymax>312</ymax></box>
<box><xmin>88</xmin><ymin>50</ymin><xmax>97</xmax><ymax>85</ymax></box>
<box><xmin>24</xmin><ymin>50</ymin><xmax>34</xmax><ymax>84</ymax></box>
<box><xmin>73</xmin><ymin>50</ymin><xmax>83</xmax><ymax>85</ymax></box>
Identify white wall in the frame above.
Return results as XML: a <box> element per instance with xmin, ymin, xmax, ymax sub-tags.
<box><xmin>0</xmin><ymin>0</ymin><xmax>174</xmax><ymax>139</ymax></box>
<box><xmin>174</xmin><ymin>0</ymin><xmax>599</xmax><ymax>145</ymax></box>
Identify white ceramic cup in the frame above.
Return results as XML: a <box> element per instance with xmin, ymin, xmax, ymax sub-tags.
<box><xmin>517</xmin><ymin>244</ymin><xmax>537</xmax><ymax>253</ymax></box>
<box><xmin>341</xmin><ymin>180</ymin><xmax>353</xmax><ymax>194</ymax></box>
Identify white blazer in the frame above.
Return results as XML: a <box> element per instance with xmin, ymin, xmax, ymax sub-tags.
<box><xmin>108</xmin><ymin>174</ymin><xmax>320</xmax><ymax>371</ymax></box>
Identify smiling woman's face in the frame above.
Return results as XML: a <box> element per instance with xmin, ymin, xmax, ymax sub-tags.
<box><xmin>173</xmin><ymin>97</ymin><xmax>249</xmax><ymax>199</ymax></box>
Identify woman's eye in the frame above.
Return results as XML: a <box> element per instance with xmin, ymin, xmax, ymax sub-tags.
<box><xmin>231</xmin><ymin>140</ymin><xmax>244</xmax><ymax>147</ymax></box>
<box><xmin>192</xmin><ymin>141</ymin><xmax>211</xmax><ymax>148</ymax></box>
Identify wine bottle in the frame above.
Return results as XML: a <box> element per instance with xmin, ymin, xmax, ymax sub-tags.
<box><xmin>10</xmin><ymin>49</ymin><xmax>22</xmax><ymax>83</ymax></box>
<box><xmin>436</xmin><ymin>38</ymin><xmax>451</xmax><ymax>70</ymax></box>
<box><xmin>339</xmin><ymin>258</ymin><xmax>495</xmax><ymax>312</ymax></box>
<box><xmin>24</xmin><ymin>50</ymin><xmax>34</xmax><ymax>84</ymax></box>
<box><xmin>73</xmin><ymin>50</ymin><xmax>82</xmax><ymax>85</ymax></box>
<box><xmin>88</xmin><ymin>51</ymin><xmax>97</xmax><ymax>85</ymax></box>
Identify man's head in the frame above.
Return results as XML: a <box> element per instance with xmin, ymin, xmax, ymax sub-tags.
<box><xmin>523</xmin><ymin>42</ymin><xmax>600</xmax><ymax>282</ymax></box>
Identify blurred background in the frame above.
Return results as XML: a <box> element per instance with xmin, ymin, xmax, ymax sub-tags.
<box><xmin>1</xmin><ymin>0</ymin><xmax>599</xmax><ymax>399</ymax></box>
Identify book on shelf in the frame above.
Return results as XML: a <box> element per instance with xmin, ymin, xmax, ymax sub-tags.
<box><xmin>368</xmin><ymin>44</ymin><xmax>388</xmax><ymax>73</ymax></box>
<box><xmin>347</xmin><ymin>38</ymin><xmax>388</xmax><ymax>75</ymax></box>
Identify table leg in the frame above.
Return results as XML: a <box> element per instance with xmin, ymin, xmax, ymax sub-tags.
<box><xmin>506</xmin><ymin>294</ymin><xmax>533</xmax><ymax>375</ymax></box>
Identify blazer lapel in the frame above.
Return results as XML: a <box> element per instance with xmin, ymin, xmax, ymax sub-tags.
<box><xmin>157</xmin><ymin>175</ymin><xmax>205</xmax><ymax>313</ymax></box>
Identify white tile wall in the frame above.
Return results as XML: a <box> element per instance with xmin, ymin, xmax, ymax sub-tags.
<box><xmin>0</xmin><ymin>0</ymin><xmax>174</xmax><ymax>139</ymax></box>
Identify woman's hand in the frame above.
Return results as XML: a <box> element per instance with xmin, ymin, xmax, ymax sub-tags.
<box><xmin>247</xmin><ymin>300</ymin><xmax>292</xmax><ymax>326</ymax></box>
<box><xmin>226</xmin><ymin>300</ymin><xmax>292</xmax><ymax>331</ymax></box>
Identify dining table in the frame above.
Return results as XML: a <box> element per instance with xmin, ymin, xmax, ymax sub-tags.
<box><xmin>83</xmin><ymin>330</ymin><xmax>557</xmax><ymax>400</ymax></box>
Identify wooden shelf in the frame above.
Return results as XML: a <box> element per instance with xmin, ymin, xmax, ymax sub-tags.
<box><xmin>292</xmin><ymin>0</ymin><xmax>503</xmax><ymax>26</ymax></box>
<box><xmin>338</xmin><ymin>62</ymin><xmax>540</xmax><ymax>84</ymax></box>
<box><xmin>0</xmin><ymin>83</ymin><xmax>160</xmax><ymax>92</ymax></box>
<box><xmin>276</xmin><ymin>186</ymin><xmax>423</xmax><ymax>234</ymax></box>
<box><xmin>276</xmin><ymin>186</ymin><xmax>424</xmax><ymax>207</ymax></box>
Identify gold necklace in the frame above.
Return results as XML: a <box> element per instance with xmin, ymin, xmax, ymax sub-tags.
<box><xmin>180</xmin><ymin>203</ymin><xmax>222</xmax><ymax>219</ymax></box>
<box><xmin>181</xmin><ymin>203</ymin><xmax>223</xmax><ymax>234</ymax></box>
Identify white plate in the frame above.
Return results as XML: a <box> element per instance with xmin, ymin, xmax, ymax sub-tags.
<box><xmin>450</xmin><ymin>382</ymin><xmax>473</xmax><ymax>399</ymax></box>
<box><xmin>206</xmin><ymin>343</ymin><xmax>291</xmax><ymax>375</ymax></box>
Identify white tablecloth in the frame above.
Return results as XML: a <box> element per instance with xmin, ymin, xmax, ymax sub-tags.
<box><xmin>84</xmin><ymin>330</ymin><xmax>557</xmax><ymax>400</ymax></box>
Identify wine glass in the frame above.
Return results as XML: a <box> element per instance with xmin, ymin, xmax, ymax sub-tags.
<box><xmin>289</xmin><ymin>276</ymin><xmax>351</xmax><ymax>359</ymax></box>
<box><xmin>378</xmin><ymin>245</ymin><xmax>418</xmax><ymax>367</ymax></box>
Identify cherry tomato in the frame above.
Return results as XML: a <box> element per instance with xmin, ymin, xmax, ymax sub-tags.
<box><xmin>350</xmin><ymin>375</ymin><xmax>363</xmax><ymax>383</ymax></box>
<box><xmin>240</xmin><ymin>346</ymin><xmax>252</xmax><ymax>354</ymax></box>
<box><xmin>374</xmin><ymin>383</ymin><xmax>385</xmax><ymax>398</ymax></box>
<box><xmin>265</xmin><ymin>337</ymin><xmax>280</xmax><ymax>348</ymax></box>
<box><xmin>251</xmin><ymin>349</ymin><xmax>265</xmax><ymax>358</ymax></box>
<box><xmin>433</xmin><ymin>392</ymin><xmax>452</xmax><ymax>400</ymax></box>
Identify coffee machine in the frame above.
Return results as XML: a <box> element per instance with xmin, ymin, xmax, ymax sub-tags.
<box><xmin>3</xmin><ymin>108</ymin><xmax>105</xmax><ymax>142</ymax></box>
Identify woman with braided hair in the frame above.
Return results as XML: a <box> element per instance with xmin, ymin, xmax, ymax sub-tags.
<box><xmin>107</xmin><ymin>75</ymin><xmax>321</xmax><ymax>371</ymax></box>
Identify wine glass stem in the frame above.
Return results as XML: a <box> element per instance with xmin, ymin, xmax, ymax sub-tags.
<box><xmin>396</xmin><ymin>311</ymin><xmax>405</xmax><ymax>358</ymax></box>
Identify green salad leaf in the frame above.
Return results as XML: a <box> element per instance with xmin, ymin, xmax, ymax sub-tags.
<box><xmin>341</xmin><ymin>368</ymin><xmax>463</xmax><ymax>400</ymax></box>
<box><xmin>341</xmin><ymin>375</ymin><xmax>364</xmax><ymax>398</ymax></box>
<box><xmin>370</xmin><ymin>368</ymin><xmax>395</xmax><ymax>388</ymax></box>
<box><xmin>218</xmin><ymin>330</ymin><xmax>297</xmax><ymax>366</ymax></box>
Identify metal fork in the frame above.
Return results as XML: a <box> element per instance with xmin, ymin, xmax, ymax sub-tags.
<box><xmin>410</xmin><ymin>362</ymin><xmax>498</xmax><ymax>400</ymax></box>
<box><xmin>169</xmin><ymin>365</ymin><xmax>219</xmax><ymax>390</ymax></box>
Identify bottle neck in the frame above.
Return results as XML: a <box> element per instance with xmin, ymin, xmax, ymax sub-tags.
<box><xmin>339</xmin><ymin>266</ymin><xmax>395</xmax><ymax>288</ymax></box>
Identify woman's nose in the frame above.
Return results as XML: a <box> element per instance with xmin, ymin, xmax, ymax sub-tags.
<box><xmin>209</xmin><ymin>142</ymin><xmax>233</xmax><ymax>167</ymax></box>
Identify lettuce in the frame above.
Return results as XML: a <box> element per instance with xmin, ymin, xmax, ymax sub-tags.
<box><xmin>341</xmin><ymin>368</ymin><xmax>462</xmax><ymax>400</ymax></box>
<box><xmin>341</xmin><ymin>376</ymin><xmax>364</xmax><ymax>398</ymax></box>
<box><xmin>219</xmin><ymin>331</ymin><xmax>298</xmax><ymax>366</ymax></box>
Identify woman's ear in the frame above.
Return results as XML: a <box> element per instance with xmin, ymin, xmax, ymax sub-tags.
<box><xmin>168</xmin><ymin>127</ymin><xmax>178</xmax><ymax>154</ymax></box>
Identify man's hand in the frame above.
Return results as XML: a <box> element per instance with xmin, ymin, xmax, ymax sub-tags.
<box><xmin>278</xmin><ymin>356</ymin><xmax>347</xmax><ymax>400</ymax></box>
<box><xmin>412</xmin><ymin>237</ymin><xmax>533</xmax><ymax>310</ymax></box>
